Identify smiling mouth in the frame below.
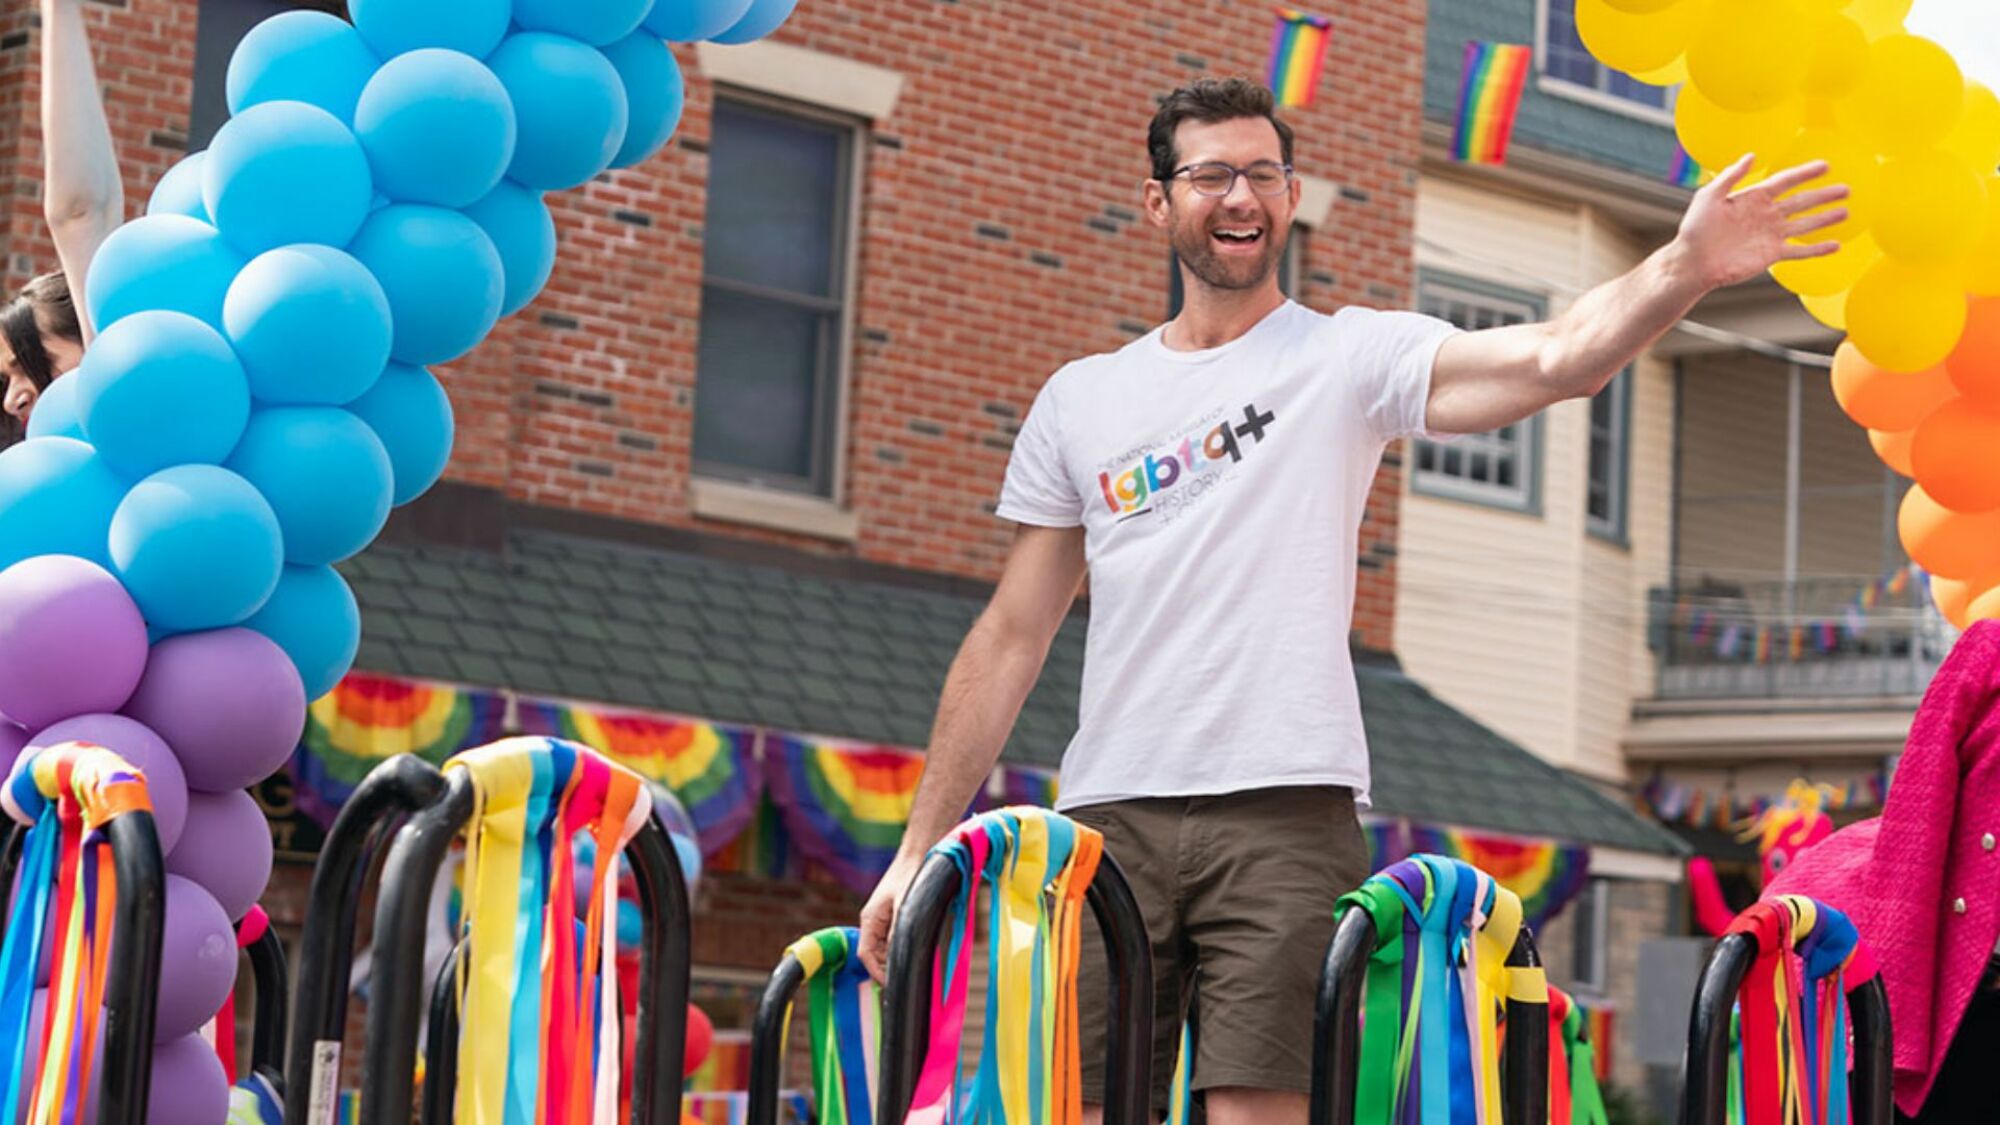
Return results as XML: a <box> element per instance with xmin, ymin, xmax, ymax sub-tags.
<box><xmin>1212</xmin><ymin>228</ymin><xmax>1264</xmax><ymax>246</ymax></box>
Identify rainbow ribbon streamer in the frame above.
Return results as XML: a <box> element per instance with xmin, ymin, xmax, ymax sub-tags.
<box><xmin>1547</xmin><ymin>987</ymin><xmax>1610</xmax><ymax>1125</ymax></box>
<box><xmin>0</xmin><ymin>743</ymin><xmax>155</xmax><ymax>1125</ymax></box>
<box><xmin>1453</xmin><ymin>42</ymin><xmax>1533</xmax><ymax>166</ymax></box>
<box><xmin>1724</xmin><ymin>896</ymin><xmax>1874</xmax><ymax>1125</ymax></box>
<box><xmin>1405</xmin><ymin>825</ymin><xmax>1591</xmax><ymax>931</ymax></box>
<box><xmin>447</xmin><ymin>736</ymin><xmax>654</xmax><ymax>1124</ymax></box>
<box><xmin>783</xmin><ymin>927</ymin><xmax>880</xmax><ymax>1125</ymax></box>
<box><xmin>908</xmin><ymin>808</ymin><xmax>1103</xmax><ymax>1125</ymax></box>
<box><xmin>1267</xmin><ymin>9</ymin><xmax>1333</xmax><ymax>109</ymax></box>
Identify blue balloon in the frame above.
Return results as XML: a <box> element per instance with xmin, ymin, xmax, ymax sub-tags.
<box><xmin>345</xmin><ymin>363</ymin><xmax>455</xmax><ymax>505</ymax></box>
<box><xmin>24</xmin><ymin>375</ymin><xmax>84</xmax><ymax>441</ymax></box>
<box><xmin>461</xmin><ymin>180</ymin><xmax>555</xmax><ymax>317</ymax></box>
<box><xmin>226</xmin><ymin>10</ymin><xmax>381</xmax><ymax>124</ymax></box>
<box><xmin>76</xmin><ymin>311</ymin><xmax>251</xmax><ymax>479</ymax></box>
<box><xmin>0</xmin><ymin>438</ymin><xmax>125</xmax><ymax>571</ymax></box>
<box><xmin>111</xmin><ymin>465</ymin><xmax>284</xmax><ymax>632</ymax></box>
<box><xmin>356</xmin><ymin>49</ymin><xmax>517</xmax><ymax>208</ymax></box>
<box><xmin>349</xmin><ymin>0</ymin><xmax>511</xmax><ymax>62</ymax></box>
<box><xmin>512</xmin><ymin>0</ymin><xmax>650</xmax><ymax>47</ymax></box>
<box><xmin>347</xmin><ymin>205</ymin><xmax>504</xmax><ymax>366</ymax></box>
<box><xmin>615</xmin><ymin>899</ymin><xmax>642</xmax><ymax>949</ymax></box>
<box><xmin>243</xmin><ymin>563</ymin><xmax>359</xmax><ymax>701</ymax></box>
<box><xmin>709</xmin><ymin>0</ymin><xmax>800</xmax><ymax>44</ymax></box>
<box><xmin>224</xmin><ymin>245</ymin><xmax>392</xmax><ymax>405</ymax></box>
<box><xmin>84</xmin><ymin>215</ymin><xmax>244</xmax><ymax>332</ymax></box>
<box><xmin>671</xmin><ymin>833</ymin><xmax>703</xmax><ymax>890</ymax></box>
<box><xmin>487</xmin><ymin>33</ymin><xmax>630</xmax><ymax>191</ymax></box>
<box><xmin>644</xmin><ymin>0</ymin><xmax>755</xmax><ymax>41</ymax></box>
<box><xmin>203</xmin><ymin>101</ymin><xmax>374</xmax><ymax>256</ymax></box>
<box><xmin>225</xmin><ymin>407</ymin><xmax>392</xmax><ymax>566</ymax></box>
<box><xmin>603</xmin><ymin>33</ymin><xmax>684</xmax><ymax>169</ymax></box>
<box><xmin>146</xmin><ymin>154</ymin><xmax>211</xmax><ymax>222</ymax></box>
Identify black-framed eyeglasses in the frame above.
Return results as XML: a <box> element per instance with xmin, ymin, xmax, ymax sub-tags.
<box><xmin>1164</xmin><ymin>161</ymin><xmax>1295</xmax><ymax>197</ymax></box>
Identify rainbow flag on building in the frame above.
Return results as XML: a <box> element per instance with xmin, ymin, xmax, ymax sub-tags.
<box><xmin>1267</xmin><ymin>9</ymin><xmax>1333</xmax><ymax>108</ymax></box>
<box><xmin>1669</xmin><ymin>144</ymin><xmax>1704</xmax><ymax>188</ymax></box>
<box><xmin>1452</xmin><ymin>41</ymin><xmax>1533</xmax><ymax>165</ymax></box>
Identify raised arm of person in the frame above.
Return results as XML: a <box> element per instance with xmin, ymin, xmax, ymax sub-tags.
<box><xmin>1423</xmin><ymin>156</ymin><xmax>1849</xmax><ymax>436</ymax></box>
<box><xmin>856</xmin><ymin>522</ymin><xmax>1087</xmax><ymax>981</ymax></box>
<box><xmin>41</xmin><ymin>0</ymin><xmax>124</xmax><ymax>342</ymax></box>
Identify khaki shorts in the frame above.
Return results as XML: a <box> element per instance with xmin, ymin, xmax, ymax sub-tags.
<box><xmin>1070</xmin><ymin>785</ymin><xmax>1370</xmax><ymax>1113</ymax></box>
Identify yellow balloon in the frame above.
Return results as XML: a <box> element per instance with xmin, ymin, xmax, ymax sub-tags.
<box><xmin>1802</xmin><ymin>12</ymin><xmax>1869</xmax><ymax>101</ymax></box>
<box><xmin>1774</xmin><ymin>128</ymin><xmax>1880</xmax><ymax>241</ymax></box>
<box><xmin>1773</xmin><ymin>231</ymin><xmax>1880</xmax><ymax>296</ymax></box>
<box><xmin>1600</xmin><ymin>0</ymin><xmax>1683</xmax><ymax>11</ymax></box>
<box><xmin>1944</xmin><ymin>83</ymin><xmax>2000</xmax><ymax>174</ymax></box>
<box><xmin>1873</xmin><ymin>150</ymin><xmax>1988</xmax><ymax>265</ymax></box>
<box><xmin>1847</xmin><ymin>258</ymin><xmax>1970</xmax><ymax>372</ymax></box>
<box><xmin>1675</xmin><ymin>85</ymin><xmax>1804</xmax><ymax>175</ymax></box>
<box><xmin>1687</xmin><ymin>0</ymin><xmax>1807</xmax><ymax>111</ymax></box>
<box><xmin>1972</xmin><ymin>585</ymin><xmax>2000</xmax><ymax>624</ymax></box>
<box><xmin>1801</xmin><ymin>288</ymin><xmax>1848</xmax><ymax>330</ymax></box>
<box><xmin>1631</xmin><ymin>55</ymin><xmax>1691</xmax><ymax>87</ymax></box>
<box><xmin>1843</xmin><ymin>0</ymin><xmax>1915</xmax><ymax>39</ymax></box>
<box><xmin>1966</xmin><ymin>179</ymin><xmax>2000</xmax><ymax>295</ymax></box>
<box><xmin>1836</xmin><ymin>35</ymin><xmax>1966</xmax><ymax>155</ymax></box>
<box><xmin>1575</xmin><ymin>0</ymin><xmax>1711</xmax><ymax>76</ymax></box>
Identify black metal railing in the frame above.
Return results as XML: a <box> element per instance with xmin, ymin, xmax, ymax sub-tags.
<box><xmin>1650</xmin><ymin>576</ymin><xmax>1947</xmax><ymax>700</ymax></box>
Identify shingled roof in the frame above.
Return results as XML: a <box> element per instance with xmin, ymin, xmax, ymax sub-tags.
<box><xmin>336</xmin><ymin>529</ymin><xmax>1685</xmax><ymax>855</ymax></box>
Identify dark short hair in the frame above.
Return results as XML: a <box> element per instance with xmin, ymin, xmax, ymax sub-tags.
<box><xmin>1148</xmin><ymin>77</ymin><xmax>1296</xmax><ymax>183</ymax></box>
<box><xmin>0</xmin><ymin>272</ymin><xmax>82</xmax><ymax>445</ymax></box>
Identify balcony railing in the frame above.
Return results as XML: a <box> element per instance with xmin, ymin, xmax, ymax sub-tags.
<box><xmin>1648</xmin><ymin>572</ymin><xmax>1950</xmax><ymax>701</ymax></box>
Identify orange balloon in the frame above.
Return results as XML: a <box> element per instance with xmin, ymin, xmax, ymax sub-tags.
<box><xmin>1871</xmin><ymin>426</ymin><xmax>1916</xmax><ymax>477</ymax></box>
<box><xmin>1971</xmin><ymin>585</ymin><xmax>2000</xmax><ymax>624</ymax></box>
<box><xmin>1932</xmin><ymin>574</ymin><xmax>1977</xmax><ymax>628</ymax></box>
<box><xmin>1830</xmin><ymin>340</ymin><xmax>1959</xmax><ymax>430</ymax></box>
<box><xmin>1899</xmin><ymin>484</ymin><xmax>2000</xmax><ymax>578</ymax></box>
<box><xmin>1912</xmin><ymin>397</ymin><xmax>2000</xmax><ymax>512</ymax></box>
<box><xmin>1945</xmin><ymin>296</ymin><xmax>2000</xmax><ymax>410</ymax></box>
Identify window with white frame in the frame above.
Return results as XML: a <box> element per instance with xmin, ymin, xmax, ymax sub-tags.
<box><xmin>1413</xmin><ymin>274</ymin><xmax>1544</xmax><ymax>512</ymax></box>
<box><xmin>1588</xmin><ymin>368</ymin><xmax>1631</xmax><ymax>542</ymax></box>
<box><xmin>1538</xmin><ymin>0</ymin><xmax>1675</xmax><ymax>117</ymax></box>
<box><xmin>1570</xmin><ymin>877</ymin><xmax>1611</xmax><ymax>995</ymax></box>
<box><xmin>692</xmin><ymin>96</ymin><xmax>861</xmax><ymax>498</ymax></box>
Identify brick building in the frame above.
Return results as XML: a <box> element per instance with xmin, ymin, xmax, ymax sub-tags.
<box><xmin>1</xmin><ymin>0</ymin><xmax>1681</xmax><ymax>1102</ymax></box>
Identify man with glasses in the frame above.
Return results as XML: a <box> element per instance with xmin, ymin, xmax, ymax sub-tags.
<box><xmin>860</xmin><ymin>76</ymin><xmax>1845</xmax><ymax>1125</ymax></box>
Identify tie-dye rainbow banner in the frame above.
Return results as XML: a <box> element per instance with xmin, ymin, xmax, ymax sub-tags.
<box><xmin>762</xmin><ymin>735</ymin><xmax>928</xmax><ymax>895</ymax></box>
<box><xmin>1404</xmin><ymin>824</ymin><xmax>1591</xmax><ymax>930</ymax></box>
<box><xmin>516</xmin><ymin>701</ymin><xmax>760</xmax><ymax>857</ymax></box>
<box><xmin>987</xmin><ymin>763</ymin><xmax>1059</xmax><ymax>811</ymax></box>
<box><xmin>292</xmin><ymin>674</ymin><xmax>511</xmax><ymax>827</ymax></box>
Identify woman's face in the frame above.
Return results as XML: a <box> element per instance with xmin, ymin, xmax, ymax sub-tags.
<box><xmin>2</xmin><ymin>331</ymin><xmax>83</xmax><ymax>428</ymax></box>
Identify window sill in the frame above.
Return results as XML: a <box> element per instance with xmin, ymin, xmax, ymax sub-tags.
<box><xmin>690</xmin><ymin>478</ymin><xmax>861</xmax><ymax>543</ymax></box>
<box><xmin>1410</xmin><ymin>475</ymin><xmax>1544</xmax><ymax>519</ymax></box>
<box><xmin>1535</xmin><ymin>75</ymin><xmax>1675</xmax><ymax>126</ymax></box>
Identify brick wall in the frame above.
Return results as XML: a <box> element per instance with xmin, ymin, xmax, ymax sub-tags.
<box><xmin>0</xmin><ymin>0</ymin><xmax>1432</xmax><ymax>651</ymax></box>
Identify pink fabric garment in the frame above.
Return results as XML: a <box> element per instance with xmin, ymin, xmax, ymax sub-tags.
<box><xmin>1768</xmin><ymin>620</ymin><xmax>2000</xmax><ymax>1117</ymax></box>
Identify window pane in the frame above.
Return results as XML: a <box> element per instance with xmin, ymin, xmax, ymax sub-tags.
<box><xmin>704</xmin><ymin>102</ymin><xmax>843</xmax><ymax>297</ymax></box>
<box><xmin>693</xmin><ymin>288</ymin><xmax>832</xmax><ymax>484</ymax></box>
<box><xmin>1543</xmin><ymin>0</ymin><xmax>1602</xmax><ymax>87</ymax></box>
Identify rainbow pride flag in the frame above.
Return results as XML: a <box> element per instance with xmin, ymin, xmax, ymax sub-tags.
<box><xmin>1453</xmin><ymin>41</ymin><xmax>1533</xmax><ymax>166</ymax></box>
<box><xmin>1669</xmin><ymin>144</ymin><xmax>1704</xmax><ymax>188</ymax></box>
<box><xmin>1267</xmin><ymin>9</ymin><xmax>1333</xmax><ymax>108</ymax></box>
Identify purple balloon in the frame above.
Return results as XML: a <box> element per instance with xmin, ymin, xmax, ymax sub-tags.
<box><xmin>153</xmin><ymin>875</ymin><xmax>236</xmax><ymax>1043</ymax></box>
<box><xmin>0</xmin><ymin>556</ymin><xmax>148</xmax><ymax>730</ymax></box>
<box><xmin>0</xmin><ymin>722</ymin><xmax>27</xmax><ymax>780</ymax></box>
<box><xmin>124</xmin><ymin>627</ymin><xmax>306</xmax><ymax>793</ymax></box>
<box><xmin>166</xmin><ymin>789</ymin><xmax>273</xmax><ymax>921</ymax></box>
<box><xmin>146</xmin><ymin>1033</ymin><xmax>229</xmax><ymax>1125</ymax></box>
<box><xmin>29</xmin><ymin>714</ymin><xmax>188</xmax><ymax>854</ymax></box>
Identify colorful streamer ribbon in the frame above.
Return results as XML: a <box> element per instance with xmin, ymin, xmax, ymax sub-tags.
<box><xmin>1724</xmin><ymin>896</ymin><xmax>1874</xmax><ymax>1125</ymax></box>
<box><xmin>784</xmin><ymin>927</ymin><xmax>880</xmax><ymax>1125</ymax></box>
<box><xmin>1548</xmin><ymin>987</ymin><xmax>1609</xmax><ymax>1125</ymax></box>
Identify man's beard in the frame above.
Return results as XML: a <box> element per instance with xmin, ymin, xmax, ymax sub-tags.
<box><xmin>1170</xmin><ymin>215</ymin><xmax>1285</xmax><ymax>292</ymax></box>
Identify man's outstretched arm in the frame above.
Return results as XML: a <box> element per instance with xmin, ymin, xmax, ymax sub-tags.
<box><xmin>42</xmin><ymin>0</ymin><xmax>125</xmax><ymax>342</ymax></box>
<box><xmin>1424</xmin><ymin>155</ymin><xmax>1849</xmax><ymax>436</ymax></box>
<box><xmin>857</xmin><ymin>522</ymin><xmax>1087</xmax><ymax>981</ymax></box>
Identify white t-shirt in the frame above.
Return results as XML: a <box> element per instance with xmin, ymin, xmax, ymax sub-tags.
<box><xmin>996</xmin><ymin>300</ymin><xmax>1459</xmax><ymax>811</ymax></box>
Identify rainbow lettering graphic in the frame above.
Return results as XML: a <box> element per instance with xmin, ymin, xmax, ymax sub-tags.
<box><xmin>1098</xmin><ymin>402</ymin><xmax>1276</xmax><ymax>519</ymax></box>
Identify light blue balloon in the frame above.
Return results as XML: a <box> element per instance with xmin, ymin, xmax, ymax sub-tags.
<box><xmin>461</xmin><ymin>180</ymin><xmax>555</xmax><ymax>317</ymax></box>
<box><xmin>512</xmin><ymin>0</ymin><xmax>650</xmax><ymax>47</ymax></box>
<box><xmin>709</xmin><ymin>0</ymin><xmax>800</xmax><ymax>44</ymax></box>
<box><xmin>24</xmin><ymin>375</ymin><xmax>84</xmax><ymax>441</ymax></box>
<box><xmin>345</xmin><ymin>363</ymin><xmax>455</xmax><ymax>505</ymax></box>
<box><xmin>487</xmin><ymin>32</ymin><xmax>630</xmax><ymax>191</ymax></box>
<box><xmin>671</xmin><ymin>834</ymin><xmax>703</xmax><ymax>890</ymax></box>
<box><xmin>603</xmin><ymin>33</ymin><xmax>683</xmax><ymax>169</ymax></box>
<box><xmin>111</xmin><ymin>465</ymin><xmax>284</xmax><ymax>632</ymax></box>
<box><xmin>226</xmin><ymin>10</ymin><xmax>381</xmax><ymax>123</ymax></box>
<box><xmin>203</xmin><ymin>101</ymin><xmax>374</xmax><ymax>256</ymax></box>
<box><xmin>224</xmin><ymin>245</ymin><xmax>392</xmax><ymax>405</ymax></box>
<box><xmin>643</xmin><ymin>0</ymin><xmax>754</xmax><ymax>42</ymax></box>
<box><xmin>225</xmin><ymin>407</ymin><xmax>392</xmax><ymax>566</ymax></box>
<box><xmin>355</xmin><ymin>49</ymin><xmax>517</xmax><ymax>208</ymax></box>
<box><xmin>76</xmin><ymin>311</ymin><xmax>251</xmax><ymax>479</ymax></box>
<box><xmin>347</xmin><ymin>205</ymin><xmax>504</xmax><ymax>366</ymax></box>
<box><xmin>349</xmin><ymin>0</ymin><xmax>511</xmax><ymax>62</ymax></box>
<box><xmin>146</xmin><ymin>154</ymin><xmax>211</xmax><ymax>222</ymax></box>
<box><xmin>84</xmin><ymin>215</ymin><xmax>244</xmax><ymax>332</ymax></box>
<box><xmin>0</xmin><ymin>437</ymin><xmax>125</xmax><ymax>571</ymax></box>
<box><xmin>243</xmin><ymin>563</ymin><xmax>359</xmax><ymax>701</ymax></box>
